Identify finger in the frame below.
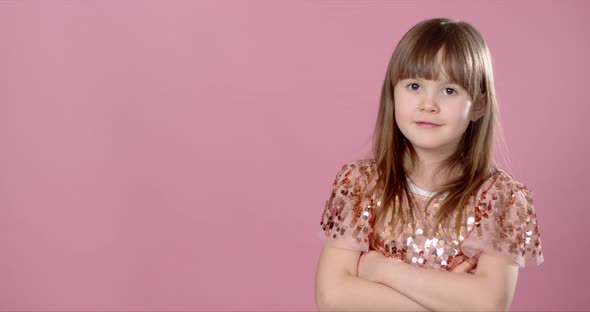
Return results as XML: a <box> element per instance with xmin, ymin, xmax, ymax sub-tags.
<box><xmin>452</xmin><ymin>258</ymin><xmax>476</xmax><ymax>273</ymax></box>
<box><xmin>451</xmin><ymin>261</ymin><xmax>471</xmax><ymax>273</ymax></box>
<box><xmin>451</xmin><ymin>261</ymin><xmax>467</xmax><ymax>272</ymax></box>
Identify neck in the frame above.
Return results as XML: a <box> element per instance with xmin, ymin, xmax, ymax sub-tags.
<box><xmin>403</xmin><ymin>146</ymin><xmax>461</xmax><ymax>193</ymax></box>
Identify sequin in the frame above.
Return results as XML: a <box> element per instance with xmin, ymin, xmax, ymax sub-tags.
<box><xmin>319</xmin><ymin>159</ymin><xmax>544</xmax><ymax>271</ymax></box>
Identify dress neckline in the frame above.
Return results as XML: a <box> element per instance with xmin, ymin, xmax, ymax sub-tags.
<box><xmin>406</xmin><ymin>177</ymin><xmax>449</xmax><ymax>198</ymax></box>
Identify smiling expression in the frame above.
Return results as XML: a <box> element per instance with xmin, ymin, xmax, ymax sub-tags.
<box><xmin>394</xmin><ymin>68</ymin><xmax>481</xmax><ymax>154</ymax></box>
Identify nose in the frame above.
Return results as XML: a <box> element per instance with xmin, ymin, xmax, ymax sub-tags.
<box><xmin>419</xmin><ymin>94</ymin><xmax>439</xmax><ymax>113</ymax></box>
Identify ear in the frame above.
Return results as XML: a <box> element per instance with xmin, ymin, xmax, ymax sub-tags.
<box><xmin>470</xmin><ymin>94</ymin><xmax>487</xmax><ymax>122</ymax></box>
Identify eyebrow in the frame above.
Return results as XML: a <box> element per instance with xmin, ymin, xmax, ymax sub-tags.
<box><xmin>405</xmin><ymin>77</ymin><xmax>458</xmax><ymax>85</ymax></box>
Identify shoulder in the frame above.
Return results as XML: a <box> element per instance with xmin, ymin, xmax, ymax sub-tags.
<box><xmin>479</xmin><ymin>168</ymin><xmax>532</xmax><ymax>204</ymax></box>
<box><xmin>321</xmin><ymin>160</ymin><xmax>377</xmax><ymax>250</ymax></box>
<box><xmin>493</xmin><ymin>168</ymin><xmax>532</xmax><ymax>193</ymax></box>
<box><xmin>332</xmin><ymin>158</ymin><xmax>378</xmax><ymax>186</ymax></box>
<box><xmin>465</xmin><ymin>168</ymin><xmax>543</xmax><ymax>267</ymax></box>
<box><xmin>327</xmin><ymin>159</ymin><xmax>380</xmax><ymax>206</ymax></box>
<box><xmin>474</xmin><ymin>169</ymin><xmax>537</xmax><ymax>232</ymax></box>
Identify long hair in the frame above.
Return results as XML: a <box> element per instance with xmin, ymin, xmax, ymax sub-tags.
<box><xmin>370</xmin><ymin>18</ymin><xmax>501</xmax><ymax>242</ymax></box>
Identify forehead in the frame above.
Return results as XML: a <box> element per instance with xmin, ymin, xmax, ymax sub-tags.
<box><xmin>398</xmin><ymin>48</ymin><xmax>461</xmax><ymax>85</ymax></box>
<box><xmin>401</xmin><ymin>66</ymin><xmax>454</xmax><ymax>83</ymax></box>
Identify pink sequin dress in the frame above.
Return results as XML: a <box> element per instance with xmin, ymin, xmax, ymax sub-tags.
<box><xmin>318</xmin><ymin>159</ymin><xmax>544</xmax><ymax>272</ymax></box>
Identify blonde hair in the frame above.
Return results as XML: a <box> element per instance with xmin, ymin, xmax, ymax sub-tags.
<box><xmin>370</xmin><ymin>18</ymin><xmax>502</xmax><ymax>242</ymax></box>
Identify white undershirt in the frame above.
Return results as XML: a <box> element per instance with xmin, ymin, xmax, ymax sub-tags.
<box><xmin>406</xmin><ymin>177</ymin><xmax>449</xmax><ymax>198</ymax></box>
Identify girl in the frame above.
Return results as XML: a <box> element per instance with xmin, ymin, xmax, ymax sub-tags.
<box><xmin>315</xmin><ymin>18</ymin><xmax>544</xmax><ymax>311</ymax></box>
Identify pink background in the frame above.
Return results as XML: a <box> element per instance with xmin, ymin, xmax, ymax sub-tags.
<box><xmin>0</xmin><ymin>0</ymin><xmax>587</xmax><ymax>311</ymax></box>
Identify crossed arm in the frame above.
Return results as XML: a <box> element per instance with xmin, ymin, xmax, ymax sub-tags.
<box><xmin>315</xmin><ymin>247</ymin><xmax>519</xmax><ymax>311</ymax></box>
<box><xmin>362</xmin><ymin>251</ymin><xmax>519</xmax><ymax>311</ymax></box>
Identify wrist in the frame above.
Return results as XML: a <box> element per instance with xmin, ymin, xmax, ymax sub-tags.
<box><xmin>378</xmin><ymin>256</ymin><xmax>402</xmax><ymax>286</ymax></box>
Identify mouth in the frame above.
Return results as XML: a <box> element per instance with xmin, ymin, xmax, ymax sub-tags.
<box><xmin>415</xmin><ymin>121</ymin><xmax>442</xmax><ymax>127</ymax></box>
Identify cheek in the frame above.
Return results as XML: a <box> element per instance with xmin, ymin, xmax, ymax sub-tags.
<box><xmin>393</xmin><ymin>91</ymin><xmax>412</xmax><ymax>121</ymax></box>
<box><xmin>394</xmin><ymin>103</ymin><xmax>411</xmax><ymax>126</ymax></box>
<box><xmin>446</xmin><ymin>103</ymin><xmax>473</xmax><ymax>133</ymax></box>
<box><xmin>449</xmin><ymin>102</ymin><xmax>472</xmax><ymax>122</ymax></box>
<box><xmin>461</xmin><ymin>103</ymin><xmax>472</xmax><ymax>118</ymax></box>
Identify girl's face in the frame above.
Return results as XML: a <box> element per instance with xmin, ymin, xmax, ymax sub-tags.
<box><xmin>394</xmin><ymin>72</ymin><xmax>481</xmax><ymax>155</ymax></box>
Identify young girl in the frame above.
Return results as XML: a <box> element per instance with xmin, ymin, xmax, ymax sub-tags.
<box><xmin>315</xmin><ymin>18</ymin><xmax>544</xmax><ymax>311</ymax></box>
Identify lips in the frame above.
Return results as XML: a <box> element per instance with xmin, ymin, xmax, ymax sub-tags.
<box><xmin>415</xmin><ymin>121</ymin><xmax>441</xmax><ymax>126</ymax></box>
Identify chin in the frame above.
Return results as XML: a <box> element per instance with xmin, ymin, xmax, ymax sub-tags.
<box><xmin>412</xmin><ymin>144</ymin><xmax>445</xmax><ymax>151</ymax></box>
<box><xmin>407</xmin><ymin>139</ymin><xmax>449</xmax><ymax>150</ymax></box>
<box><xmin>405</xmin><ymin>136</ymin><xmax>437</xmax><ymax>146</ymax></box>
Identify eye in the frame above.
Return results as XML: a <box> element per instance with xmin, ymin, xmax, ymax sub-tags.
<box><xmin>443</xmin><ymin>87</ymin><xmax>457</xmax><ymax>95</ymax></box>
<box><xmin>406</xmin><ymin>83</ymin><xmax>420</xmax><ymax>91</ymax></box>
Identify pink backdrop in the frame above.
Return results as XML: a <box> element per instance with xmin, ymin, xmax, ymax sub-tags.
<box><xmin>0</xmin><ymin>0</ymin><xmax>587</xmax><ymax>311</ymax></box>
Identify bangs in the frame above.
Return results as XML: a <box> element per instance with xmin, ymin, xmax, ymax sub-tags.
<box><xmin>392</xmin><ymin>24</ymin><xmax>482</xmax><ymax>96</ymax></box>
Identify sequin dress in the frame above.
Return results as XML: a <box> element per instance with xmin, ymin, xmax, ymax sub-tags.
<box><xmin>318</xmin><ymin>159</ymin><xmax>544</xmax><ymax>272</ymax></box>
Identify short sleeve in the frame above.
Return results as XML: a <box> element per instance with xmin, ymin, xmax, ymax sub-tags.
<box><xmin>318</xmin><ymin>161</ymin><xmax>374</xmax><ymax>253</ymax></box>
<box><xmin>461</xmin><ymin>182</ymin><xmax>544</xmax><ymax>268</ymax></box>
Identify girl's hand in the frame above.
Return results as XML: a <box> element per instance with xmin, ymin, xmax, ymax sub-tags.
<box><xmin>451</xmin><ymin>256</ymin><xmax>478</xmax><ymax>273</ymax></box>
<box><xmin>357</xmin><ymin>250</ymin><xmax>391</xmax><ymax>283</ymax></box>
